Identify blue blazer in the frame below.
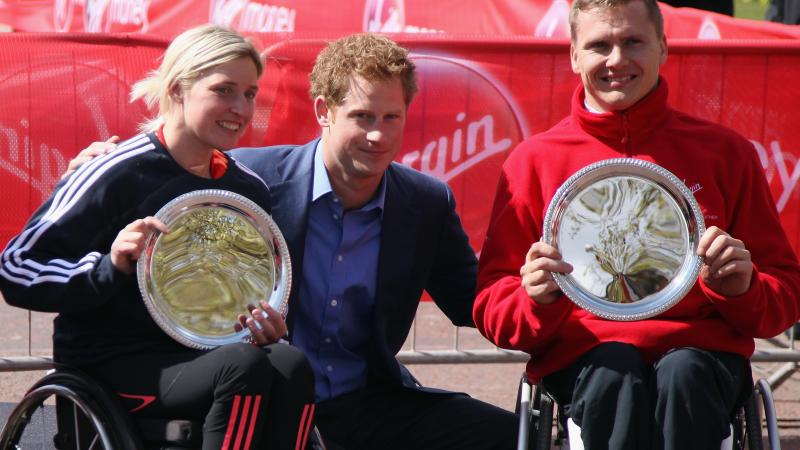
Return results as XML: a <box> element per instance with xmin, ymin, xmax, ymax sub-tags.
<box><xmin>229</xmin><ymin>139</ymin><xmax>477</xmax><ymax>389</ymax></box>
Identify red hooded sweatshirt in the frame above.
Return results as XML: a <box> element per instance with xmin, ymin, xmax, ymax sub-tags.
<box><xmin>474</xmin><ymin>78</ymin><xmax>800</xmax><ymax>381</ymax></box>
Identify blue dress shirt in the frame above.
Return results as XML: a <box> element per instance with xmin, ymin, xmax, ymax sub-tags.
<box><xmin>292</xmin><ymin>142</ymin><xmax>386</xmax><ymax>401</ymax></box>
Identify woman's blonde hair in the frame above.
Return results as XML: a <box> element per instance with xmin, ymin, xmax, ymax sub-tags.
<box><xmin>131</xmin><ymin>24</ymin><xmax>263</xmax><ymax>132</ymax></box>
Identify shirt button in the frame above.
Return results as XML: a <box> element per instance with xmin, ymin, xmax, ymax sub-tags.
<box><xmin>324</xmin><ymin>337</ymin><xmax>332</xmax><ymax>343</ymax></box>
<box><xmin>327</xmin><ymin>365</ymin><xmax>333</xmax><ymax>372</ymax></box>
<box><xmin>331</xmin><ymin>299</ymin><xmax>338</xmax><ymax>307</ymax></box>
<box><xmin>337</xmin><ymin>254</ymin><xmax>343</xmax><ymax>262</ymax></box>
<box><xmin>332</xmin><ymin>213</ymin><xmax>339</xmax><ymax>220</ymax></box>
<box><xmin>332</xmin><ymin>197</ymin><xmax>339</xmax><ymax>203</ymax></box>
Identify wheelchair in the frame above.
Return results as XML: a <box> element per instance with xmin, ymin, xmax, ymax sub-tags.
<box><xmin>515</xmin><ymin>369</ymin><xmax>781</xmax><ymax>450</ymax></box>
<box><xmin>0</xmin><ymin>364</ymin><xmax>326</xmax><ymax>450</ymax></box>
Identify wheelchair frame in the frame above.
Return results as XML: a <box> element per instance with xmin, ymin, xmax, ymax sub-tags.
<box><xmin>2</xmin><ymin>311</ymin><xmax>797</xmax><ymax>449</ymax></box>
<box><xmin>515</xmin><ymin>373</ymin><xmax>782</xmax><ymax>450</ymax></box>
<box><xmin>0</xmin><ymin>364</ymin><xmax>325</xmax><ymax>450</ymax></box>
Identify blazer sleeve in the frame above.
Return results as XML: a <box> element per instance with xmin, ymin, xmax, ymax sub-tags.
<box><xmin>425</xmin><ymin>183</ymin><xmax>479</xmax><ymax>327</ymax></box>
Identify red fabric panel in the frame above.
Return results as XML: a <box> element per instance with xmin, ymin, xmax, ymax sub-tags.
<box><xmin>0</xmin><ymin>34</ymin><xmax>799</xmax><ymax>267</ymax></box>
<box><xmin>0</xmin><ymin>33</ymin><xmax>164</xmax><ymax>243</ymax></box>
<box><xmin>258</xmin><ymin>38</ymin><xmax>800</xmax><ymax>255</ymax></box>
<box><xmin>2</xmin><ymin>1</ymin><xmax>800</xmax><ymax>39</ymax></box>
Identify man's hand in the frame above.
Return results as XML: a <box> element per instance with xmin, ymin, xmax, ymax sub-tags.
<box><xmin>62</xmin><ymin>136</ymin><xmax>119</xmax><ymax>180</ymax></box>
<box><xmin>520</xmin><ymin>242</ymin><xmax>573</xmax><ymax>305</ymax></box>
<box><xmin>110</xmin><ymin>217</ymin><xmax>168</xmax><ymax>274</ymax></box>
<box><xmin>697</xmin><ymin>226</ymin><xmax>753</xmax><ymax>297</ymax></box>
<box><xmin>235</xmin><ymin>300</ymin><xmax>288</xmax><ymax>346</ymax></box>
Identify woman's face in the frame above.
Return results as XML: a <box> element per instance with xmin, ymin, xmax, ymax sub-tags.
<box><xmin>174</xmin><ymin>57</ymin><xmax>259</xmax><ymax>151</ymax></box>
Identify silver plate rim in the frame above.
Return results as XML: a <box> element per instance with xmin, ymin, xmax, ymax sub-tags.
<box><xmin>542</xmin><ymin>158</ymin><xmax>705</xmax><ymax>321</ymax></box>
<box><xmin>136</xmin><ymin>189</ymin><xmax>292</xmax><ymax>349</ymax></box>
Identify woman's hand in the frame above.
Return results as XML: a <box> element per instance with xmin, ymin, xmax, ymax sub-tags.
<box><xmin>110</xmin><ymin>216</ymin><xmax>168</xmax><ymax>274</ymax></box>
<box><xmin>235</xmin><ymin>300</ymin><xmax>288</xmax><ymax>346</ymax></box>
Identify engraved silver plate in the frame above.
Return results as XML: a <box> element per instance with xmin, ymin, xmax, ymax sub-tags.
<box><xmin>137</xmin><ymin>189</ymin><xmax>291</xmax><ymax>349</ymax></box>
<box><xmin>542</xmin><ymin>159</ymin><xmax>704</xmax><ymax>321</ymax></box>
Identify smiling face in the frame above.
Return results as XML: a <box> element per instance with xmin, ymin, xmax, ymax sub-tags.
<box><xmin>570</xmin><ymin>0</ymin><xmax>667</xmax><ymax>113</ymax></box>
<box><xmin>174</xmin><ymin>56</ymin><xmax>259</xmax><ymax>151</ymax></box>
<box><xmin>316</xmin><ymin>74</ymin><xmax>407</xmax><ymax>191</ymax></box>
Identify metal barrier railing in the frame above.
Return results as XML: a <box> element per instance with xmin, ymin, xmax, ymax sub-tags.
<box><xmin>0</xmin><ymin>356</ymin><xmax>53</xmax><ymax>372</ymax></box>
<box><xmin>0</xmin><ymin>347</ymin><xmax>794</xmax><ymax>372</ymax></box>
<box><xmin>0</xmin><ymin>349</ymin><xmax>528</xmax><ymax>371</ymax></box>
<box><xmin>0</xmin><ymin>311</ymin><xmax>797</xmax><ymax>391</ymax></box>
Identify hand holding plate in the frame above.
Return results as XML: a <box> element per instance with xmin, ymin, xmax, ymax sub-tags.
<box><xmin>542</xmin><ymin>159</ymin><xmax>704</xmax><ymax>320</ymax></box>
<box><xmin>112</xmin><ymin>216</ymin><xmax>169</xmax><ymax>275</ymax></box>
<box><xmin>138</xmin><ymin>190</ymin><xmax>292</xmax><ymax>349</ymax></box>
<box><xmin>520</xmin><ymin>242</ymin><xmax>573</xmax><ymax>305</ymax></box>
<box><xmin>697</xmin><ymin>226</ymin><xmax>753</xmax><ymax>296</ymax></box>
<box><xmin>235</xmin><ymin>300</ymin><xmax>288</xmax><ymax>346</ymax></box>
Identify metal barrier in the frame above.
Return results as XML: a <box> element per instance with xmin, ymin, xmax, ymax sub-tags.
<box><xmin>0</xmin><ymin>313</ymin><xmax>797</xmax><ymax>390</ymax></box>
<box><xmin>0</xmin><ymin>347</ymin><xmax>794</xmax><ymax>371</ymax></box>
<box><xmin>0</xmin><ymin>356</ymin><xmax>53</xmax><ymax>372</ymax></box>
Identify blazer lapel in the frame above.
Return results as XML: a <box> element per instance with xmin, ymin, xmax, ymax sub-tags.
<box><xmin>268</xmin><ymin>143</ymin><xmax>315</xmax><ymax>331</ymax></box>
<box><xmin>271</xmin><ymin>176</ymin><xmax>310</xmax><ymax>272</ymax></box>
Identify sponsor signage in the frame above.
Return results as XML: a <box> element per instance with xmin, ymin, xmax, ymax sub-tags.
<box><xmin>1</xmin><ymin>35</ymin><xmax>799</xmax><ymax>257</ymax></box>
<box><xmin>3</xmin><ymin>0</ymin><xmax>800</xmax><ymax>39</ymax></box>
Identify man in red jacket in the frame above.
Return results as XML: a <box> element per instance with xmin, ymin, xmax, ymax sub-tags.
<box><xmin>474</xmin><ymin>0</ymin><xmax>800</xmax><ymax>449</ymax></box>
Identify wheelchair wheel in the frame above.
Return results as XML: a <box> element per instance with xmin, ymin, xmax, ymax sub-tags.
<box><xmin>743</xmin><ymin>392</ymin><xmax>764</xmax><ymax>450</ymax></box>
<box><xmin>730</xmin><ymin>406</ymin><xmax>747</xmax><ymax>450</ymax></box>
<box><xmin>307</xmin><ymin>426</ymin><xmax>327</xmax><ymax>450</ymax></box>
<box><xmin>531</xmin><ymin>384</ymin><xmax>554</xmax><ymax>450</ymax></box>
<box><xmin>0</xmin><ymin>369</ymin><xmax>142</xmax><ymax>450</ymax></box>
<box><xmin>753</xmin><ymin>378</ymin><xmax>781</xmax><ymax>450</ymax></box>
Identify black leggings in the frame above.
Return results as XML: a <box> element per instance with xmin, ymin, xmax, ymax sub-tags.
<box><xmin>85</xmin><ymin>342</ymin><xmax>315</xmax><ymax>450</ymax></box>
<box><xmin>543</xmin><ymin>342</ymin><xmax>746</xmax><ymax>450</ymax></box>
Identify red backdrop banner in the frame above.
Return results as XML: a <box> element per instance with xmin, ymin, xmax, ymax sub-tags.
<box><xmin>2</xmin><ymin>0</ymin><xmax>800</xmax><ymax>39</ymax></box>
<box><xmin>1</xmin><ymin>33</ymin><xmax>799</xmax><ymax>261</ymax></box>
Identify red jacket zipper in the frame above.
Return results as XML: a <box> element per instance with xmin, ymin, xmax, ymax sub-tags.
<box><xmin>621</xmin><ymin>114</ymin><xmax>632</xmax><ymax>156</ymax></box>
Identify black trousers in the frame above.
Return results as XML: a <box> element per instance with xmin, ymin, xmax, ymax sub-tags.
<box><xmin>86</xmin><ymin>342</ymin><xmax>315</xmax><ymax>450</ymax></box>
<box><xmin>314</xmin><ymin>384</ymin><xmax>519</xmax><ymax>450</ymax></box>
<box><xmin>543</xmin><ymin>342</ymin><xmax>746</xmax><ymax>450</ymax></box>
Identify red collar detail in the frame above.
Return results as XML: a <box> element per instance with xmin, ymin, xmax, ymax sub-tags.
<box><xmin>571</xmin><ymin>77</ymin><xmax>672</xmax><ymax>151</ymax></box>
<box><xmin>156</xmin><ymin>125</ymin><xmax>228</xmax><ymax>179</ymax></box>
<box><xmin>209</xmin><ymin>149</ymin><xmax>228</xmax><ymax>179</ymax></box>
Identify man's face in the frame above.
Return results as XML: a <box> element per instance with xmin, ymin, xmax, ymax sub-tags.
<box><xmin>316</xmin><ymin>75</ymin><xmax>407</xmax><ymax>187</ymax></box>
<box><xmin>570</xmin><ymin>1</ymin><xmax>667</xmax><ymax>112</ymax></box>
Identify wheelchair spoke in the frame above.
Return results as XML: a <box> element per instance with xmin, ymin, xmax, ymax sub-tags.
<box><xmin>0</xmin><ymin>396</ymin><xmax>54</xmax><ymax>448</ymax></box>
<box><xmin>4</xmin><ymin>369</ymin><xmax>157</xmax><ymax>450</ymax></box>
<box><xmin>39</xmin><ymin>403</ymin><xmax>47</xmax><ymax>449</ymax></box>
<box><xmin>74</xmin><ymin>400</ymin><xmax>83</xmax><ymax>449</ymax></box>
<box><xmin>1</xmin><ymin>381</ymin><xmax>118</xmax><ymax>450</ymax></box>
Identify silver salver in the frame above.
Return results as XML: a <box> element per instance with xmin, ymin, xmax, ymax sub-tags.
<box><xmin>542</xmin><ymin>159</ymin><xmax>705</xmax><ymax>321</ymax></box>
<box><xmin>137</xmin><ymin>189</ymin><xmax>291</xmax><ymax>349</ymax></box>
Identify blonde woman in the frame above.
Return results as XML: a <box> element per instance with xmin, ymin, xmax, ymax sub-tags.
<box><xmin>0</xmin><ymin>25</ymin><xmax>314</xmax><ymax>450</ymax></box>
